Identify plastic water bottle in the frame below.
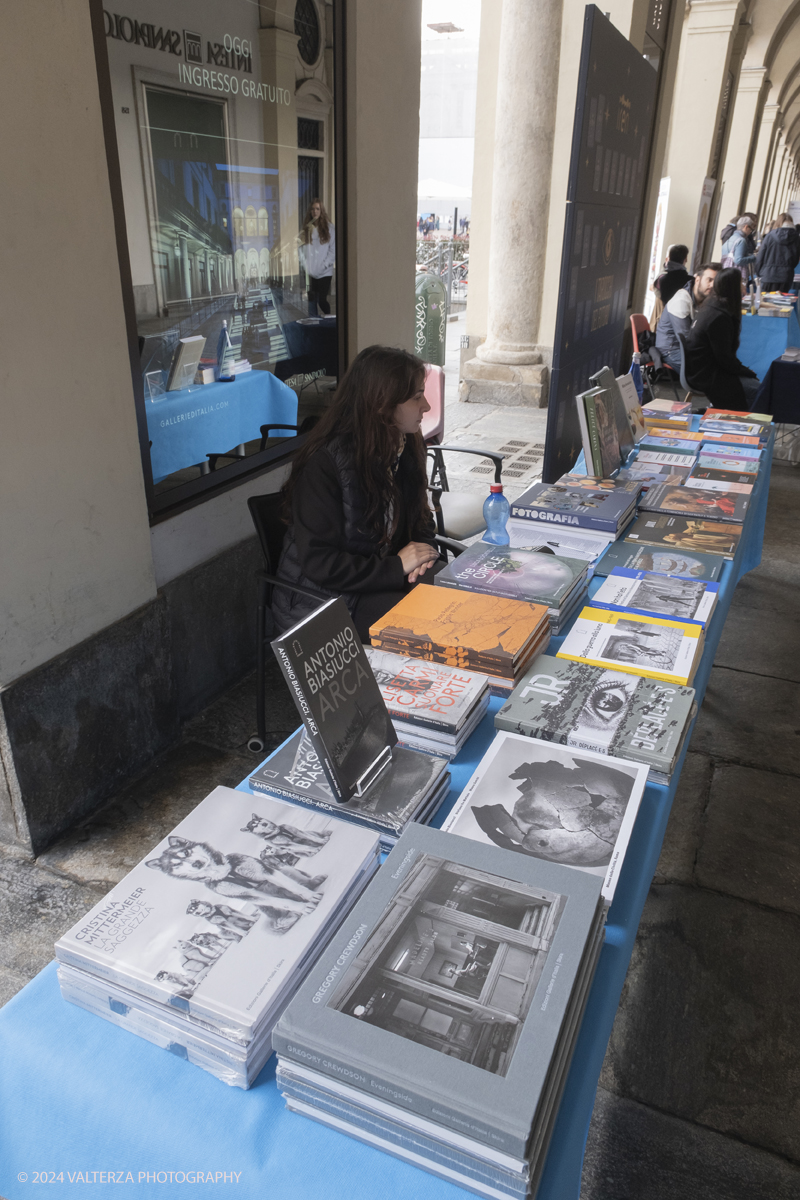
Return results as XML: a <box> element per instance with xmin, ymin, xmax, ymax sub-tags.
<box><xmin>482</xmin><ymin>484</ymin><xmax>510</xmax><ymax>544</ymax></box>
<box><xmin>630</xmin><ymin>352</ymin><xmax>644</xmax><ymax>401</ymax></box>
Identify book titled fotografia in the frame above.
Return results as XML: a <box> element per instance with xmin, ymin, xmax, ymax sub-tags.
<box><xmin>495</xmin><ymin>653</ymin><xmax>695</xmax><ymax>779</ymax></box>
<box><xmin>557</xmin><ymin>606</ymin><xmax>704</xmax><ymax>686</ymax></box>
<box><xmin>510</xmin><ymin>481</ymin><xmax>635</xmax><ymax>533</ymax></box>
<box><xmin>442</xmin><ymin>729</ymin><xmax>648</xmax><ymax>905</ymax></box>
<box><xmin>591</xmin><ymin>567</ymin><xmax>719</xmax><ymax>628</ymax></box>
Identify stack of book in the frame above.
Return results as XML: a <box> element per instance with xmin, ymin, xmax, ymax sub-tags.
<box><xmin>638</xmin><ymin>430</ymin><xmax>703</xmax><ymax>457</ymax></box>
<box><xmin>55</xmin><ymin>785</ymin><xmax>382</xmax><ymax>1088</ymax></box>
<box><xmin>250</xmin><ymin>731</ymin><xmax>451</xmax><ymax>853</ymax></box>
<box><xmin>556</xmin><ymin>606</ymin><xmax>705</xmax><ymax>687</ymax></box>
<box><xmin>622</xmin><ymin>511</ymin><xmax>743</xmax><ymax>559</ymax></box>
<box><xmin>494</xmin><ymin>654</ymin><xmax>696</xmax><ymax>785</ymax></box>
<box><xmin>640</xmin><ymin>398</ymin><xmax>692</xmax><ymax>431</ymax></box>
<box><xmin>510</xmin><ymin>474</ymin><xmax>641</xmax><ymax>544</ymax></box>
<box><xmin>250</xmin><ymin>598</ymin><xmax>452</xmax><ymax>851</ymax></box>
<box><xmin>699</xmin><ymin>417</ymin><xmax>764</xmax><ymax>442</ymax></box>
<box><xmin>638</xmin><ymin>480</ymin><xmax>750</xmax><ymax>524</ymax></box>
<box><xmin>591</xmin><ymin>566</ymin><xmax>719</xmax><ymax>628</ymax></box>
<box><xmin>505</xmin><ymin>520</ymin><xmax>615</xmax><ymax>564</ymax></box>
<box><xmin>592</xmin><ymin>539</ymin><xmax>725</xmax><ymax>581</ymax></box>
<box><xmin>274</xmin><ymin>823</ymin><xmax>607</xmax><ymax>1200</ymax></box>
<box><xmin>369</xmin><ymin>584</ymin><xmax>552</xmax><ymax>697</ymax></box>
<box><xmin>434</xmin><ymin>542</ymin><xmax>589</xmax><ymax>634</ymax></box>
<box><xmin>363</xmin><ymin>646</ymin><xmax>490</xmax><ymax>760</ymax></box>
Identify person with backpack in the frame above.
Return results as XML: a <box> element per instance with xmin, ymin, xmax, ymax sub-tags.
<box><xmin>754</xmin><ymin>213</ymin><xmax>800</xmax><ymax>292</ymax></box>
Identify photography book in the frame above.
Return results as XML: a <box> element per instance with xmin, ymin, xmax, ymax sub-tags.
<box><xmin>690</xmin><ymin>466</ymin><xmax>758</xmax><ymax>485</ymax></box>
<box><xmin>702</xmin><ymin>408</ymin><xmax>772</xmax><ymax>424</ymax></box>
<box><xmin>592</xmin><ymin>539</ymin><xmax>724</xmax><ymax>581</ymax></box>
<box><xmin>686</xmin><ymin>476</ymin><xmax>753</xmax><ymax>495</ymax></box>
<box><xmin>575</xmin><ymin>386</ymin><xmax>604</xmax><ymax>472</ymax></box>
<box><xmin>639</xmin><ymin>436</ymin><xmax>700</xmax><ymax>455</ymax></box>
<box><xmin>54</xmin><ymin>785</ymin><xmax>381</xmax><ymax>1044</ymax></box>
<box><xmin>700</xmin><ymin>419</ymin><xmax>763</xmax><ymax>437</ymax></box>
<box><xmin>165</xmin><ymin>336</ymin><xmax>206</xmax><ymax>391</ymax></box>
<box><xmin>363</xmin><ymin>646</ymin><xmax>489</xmax><ymax>734</ymax></box>
<box><xmin>272</xmin><ymin>597</ymin><xmax>396</xmax><ymax>803</ymax></box>
<box><xmin>583</xmin><ymin>387</ymin><xmax>623</xmax><ymax>476</ymax></box>
<box><xmin>509</xmin><ymin>480</ymin><xmax>636</xmax><ymax>534</ymax></box>
<box><xmin>495</xmin><ymin>653</ymin><xmax>695</xmax><ymax>781</ymax></box>
<box><xmin>272</xmin><ymin>822</ymin><xmax>604</xmax><ymax>1161</ymax></box>
<box><xmin>369</xmin><ymin>585</ymin><xmax>551</xmax><ymax>685</ymax></box>
<box><xmin>435</xmin><ymin>542</ymin><xmax>587</xmax><ymax>608</ymax></box>
<box><xmin>591</xmin><ymin>567</ymin><xmax>719</xmax><ymax>628</ymax></box>
<box><xmin>616</xmin><ymin>373</ymin><xmax>646</xmax><ymax>443</ymax></box>
<box><xmin>506</xmin><ymin>520</ymin><xmax>617</xmax><ymax>561</ymax></box>
<box><xmin>699</xmin><ymin>431</ymin><xmax>761</xmax><ymax>447</ymax></box>
<box><xmin>442</xmin><ymin>729</ymin><xmax>648</xmax><ymax>905</ymax></box>
<box><xmin>641</xmin><ymin>398</ymin><xmax>692</xmax><ymax>416</ymax></box>
<box><xmin>700</xmin><ymin>443</ymin><xmax>761</xmax><ymax>460</ymax></box>
<box><xmin>639</xmin><ymin>482</ymin><xmax>750</xmax><ymax>524</ymax></box>
<box><xmin>557</xmin><ymin>606</ymin><xmax>704</xmax><ymax>686</ymax></box>
<box><xmin>249</xmin><ymin>729</ymin><xmax>450</xmax><ymax>852</ymax></box>
<box><xmin>617</xmin><ymin>467</ymin><xmax>690</xmax><ymax>491</ymax></box>
<box><xmin>644</xmin><ymin>429</ymin><xmax>703</xmax><ymax>443</ymax></box>
<box><xmin>589</xmin><ymin>365</ymin><xmax>635</xmax><ymax>460</ymax></box>
<box><xmin>635</xmin><ymin>450</ymin><xmax>699</xmax><ymax>467</ymax></box>
<box><xmin>624</xmin><ymin>513</ymin><xmax>742</xmax><ymax>558</ymax></box>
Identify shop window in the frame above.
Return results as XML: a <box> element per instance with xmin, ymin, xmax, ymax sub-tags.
<box><xmin>294</xmin><ymin>0</ymin><xmax>320</xmax><ymax>65</ymax></box>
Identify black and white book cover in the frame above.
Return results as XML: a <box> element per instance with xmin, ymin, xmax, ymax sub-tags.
<box><xmin>363</xmin><ymin>646</ymin><xmax>489</xmax><ymax>733</ymax></box>
<box><xmin>442</xmin><ymin>731</ymin><xmax>648</xmax><ymax>905</ymax></box>
<box><xmin>272</xmin><ymin>597</ymin><xmax>397</xmax><ymax>802</ymax></box>
<box><xmin>273</xmin><ymin>823</ymin><xmax>603</xmax><ymax>1159</ymax></box>
<box><xmin>250</xmin><ymin>729</ymin><xmax>450</xmax><ymax>846</ymax></box>
<box><xmin>54</xmin><ymin>785</ymin><xmax>380</xmax><ymax>1041</ymax></box>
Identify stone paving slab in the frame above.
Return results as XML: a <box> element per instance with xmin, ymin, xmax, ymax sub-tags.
<box><xmin>696</xmin><ymin>764</ymin><xmax>800</xmax><ymax>915</ymax></box>
<box><xmin>0</xmin><ymin>848</ymin><xmax>105</xmax><ymax>984</ymax></box>
<box><xmin>712</xmin><ymin>603</ymin><xmax>800</xmax><ymax>681</ymax></box>
<box><xmin>730</xmin><ymin>569</ymin><xmax>800</xmax><ymax>615</ymax></box>
<box><xmin>690</xmin><ymin>667</ymin><xmax>800</xmax><ymax>775</ymax></box>
<box><xmin>653</xmin><ymin>752</ymin><xmax>712</xmax><ymax>886</ymax></box>
<box><xmin>599</xmin><ymin>884</ymin><xmax>800</xmax><ymax>1161</ymax></box>
<box><xmin>581</xmin><ymin>1087</ymin><xmax>800</xmax><ymax>1200</ymax></box>
<box><xmin>38</xmin><ymin>740</ymin><xmax>255</xmax><ymax>890</ymax></box>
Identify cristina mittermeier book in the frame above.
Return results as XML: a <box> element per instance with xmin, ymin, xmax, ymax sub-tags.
<box><xmin>272</xmin><ymin>598</ymin><xmax>397</xmax><ymax>803</ymax></box>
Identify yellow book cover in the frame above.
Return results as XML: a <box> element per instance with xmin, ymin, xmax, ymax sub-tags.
<box><xmin>369</xmin><ymin>584</ymin><xmax>549</xmax><ymax>667</ymax></box>
<box><xmin>556</xmin><ymin>606</ymin><xmax>703</xmax><ymax>686</ymax></box>
<box><xmin>647</xmin><ymin>429</ymin><xmax>703</xmax><ymax>442</ymax></box>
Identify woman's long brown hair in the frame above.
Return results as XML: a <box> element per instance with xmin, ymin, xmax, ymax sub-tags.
<box><xmin>283</xmin><ymin>345</ymin><xmax>430</xmax><ymax>545</ymax></box>
<box><xmin>301</xmin><ymin>198</ymin><xmax>331</xmax><ymax>245</ymax></box>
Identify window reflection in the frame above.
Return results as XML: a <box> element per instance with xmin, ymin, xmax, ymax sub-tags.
<box><xmin>102</xmin><ymin>0</ymin><xmax>339</xmax><ymax>503</ymax></box>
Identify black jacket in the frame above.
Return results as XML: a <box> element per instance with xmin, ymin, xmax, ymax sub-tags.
<box><xmin>272</xmin><ymin>436</ymin><xmax>436</xmax><ymax>634</ymax></box>
<box><xmin>754</xmin><ymin>227</ymin><xmax>800</xmax><ymax>288</ymax></box>
<box><xmin>683</xmin><ymin>297</ymin><xmax>757</xmax><ymax>409</ymax></box>
<box><xmin>655</xmin><ymin>264</ymin><xmax>691</xmax><ymax>304</ymax></box>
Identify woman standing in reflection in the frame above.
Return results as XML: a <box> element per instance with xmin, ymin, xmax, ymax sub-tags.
<box><xmin>299</xmin><ymin>198</ymin><xmax>336</xmax><ymax>316</ymax></box>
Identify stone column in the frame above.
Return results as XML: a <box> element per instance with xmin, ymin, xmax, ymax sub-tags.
<box><xmin>745</xmin><ymin>103</ymin><xmax>782</xmax><ymax>217</ymax></box>
<box><xmin>660</xmin><ymin>0</ymin><xmax>744</xmax><ymax>256</ymax></box>
<box><xmin>179</xmin><ymin>231</ymin><xmax>192</xmax><ymax>301</ymax></box>
<box><xmin>460</xmin><ymin>0</ymin><xmax>563</xmax><ymax>407</ymax></box>
<box><xmin>718</xmin><ymin>67</ymin><xmax>769</xmax><ymax>226</ymax></box>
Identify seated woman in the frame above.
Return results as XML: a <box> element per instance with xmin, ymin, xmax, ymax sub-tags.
<box><xmin>683</xmin><ymin>266</ymin><xmax>760</xmax><ymax>411</ymax></box>
<box><xmin>272</xmin><ymin>345</ymin><xmax>440</xmax><ymax>640</ymax></box>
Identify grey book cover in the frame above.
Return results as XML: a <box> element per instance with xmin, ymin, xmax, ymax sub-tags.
<box><xmin>273</xmin><ymin>823</ymin><xmax>602</xmax><ymax>1158</ymax></box>
<box><xmin>494</xmin><ymin>653</ymin><xmax>694</xmax><ymax>775</ymax></box>
<box><xmin>250</xmin><ymin>729</ymin><xmax>450</xmax><ymax>847</ymax></box>
<box><xmin>435</xmin><ymin>543</ymin><xmax>586</xmax><ymax>608</ymax></box>
<box><xmin>593</xmin><ymin>540</ymin><xmax>724</xmax><ymax>581</ymax></box>
<box><xmin>441</xmin><ymin>730</ymin><xmax>648</xmax><ymax>905</ymax></box>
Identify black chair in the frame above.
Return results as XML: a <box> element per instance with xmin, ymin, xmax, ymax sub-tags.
<box><xmin>244</xmin><ymin>492</ymin><xmax>465</xmax><ymax>753</ymax></box>
<box><xmin>427</xmin><ymin>445</ymin><xmax>506</xmax><ymax>541</ymax></box>
<box><xmin>677</xmin><ymin>333</ymin><xmax>708</xmax><ymax>407</ymax></box>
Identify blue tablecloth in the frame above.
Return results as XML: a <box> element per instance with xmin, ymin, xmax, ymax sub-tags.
<box><xmin>738</xmin><ymin>308</ymin><xmax>800</xmax><ymax>381</ymax></box>
<box><xmin>0</xmin><ymin>431</ymin><xmax>774</xmax><ymax>1200</ymax></box>
<box><xmin>145</xmin><ymin>372</ymin><xmax>298</xmax><ymax>483</ymax></box>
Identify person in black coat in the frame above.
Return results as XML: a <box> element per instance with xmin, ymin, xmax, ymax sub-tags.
<box><xmin>754</xmin><ymin>214</ymin><xmax>800</xmax><ymax>292</ymax></box>
<box><xmin>654</xmin><ymin>244</ymin><xmax>691</xmax><ymax>305</ymax></box>
<box><xmin>273</xmin><ymin>346</ymin><xmax>440</xmax><ymax>639</ymax></box>
<box><xmin>683</xmin><ymin>267</ymin><xmax>760</xmax><ymax>411</ymax></box>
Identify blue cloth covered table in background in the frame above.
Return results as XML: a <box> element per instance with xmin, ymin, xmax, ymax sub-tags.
<box><xmin>0</xmin><ymin>433</ymin><xmax>774</xmax><ymax>1200</ymax></box>
<box><xmin>738</xmin><ymin>309</ymin><xmax>800</xmax><ymax>382</ymax></box>
<box><xmin>145</xmin><ymin>373</ymin><xmax>298</xmax><ymax>483</ymax></box>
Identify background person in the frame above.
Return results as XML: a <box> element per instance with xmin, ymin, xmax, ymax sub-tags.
<box><xmin>721</xmin><ymin>216</ymin><xmax>756</xmax><ymax>281</ymax></box>
<box><xmin>655</xmin><ymin>261</ymin><xmax>720</xmax><ymax>371</ymax></box>
<box><xmin>683</xmin><ymin>267</ymin><xmax>760</xmax><ymax>410</ymax></box>
<box><xmin>299</xmin><ymin>198</ymin><xmax>335</xmax><ymax>316</ymax></box>
<box><xmin>653</xmin><ymin>244</ymin><xmax>691</xmax><ymax>305</ymax></box>
<box><xmin>754</xmin><ymin>213</ymin><xmax>800</xmax><ymax>292</ymax></box>
<box><xmin>273</xmin><ymin>346</ymin><xmax>439</xmax><ymax>639</ymax></box>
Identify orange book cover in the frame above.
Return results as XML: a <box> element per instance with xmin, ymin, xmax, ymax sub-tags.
<box><xmin>647</xmin><ymin>429</ymin><xmax>703</xmax><ymax>442</ymax></box>
<box><xmin>369</xmin><ymin>585</ymin><xmax>549</xmax><ymax>666</ymax></box>
<box><xmin>702</xmin><ymin>433</ymin><xmax>761</xmax><ymax>446</ymax></box>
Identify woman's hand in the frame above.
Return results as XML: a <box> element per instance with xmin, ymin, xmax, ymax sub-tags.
<box><xmin>398</xmin><ymin>541</ymin><xmax>439</xmax><ymax>582</ymax></box>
